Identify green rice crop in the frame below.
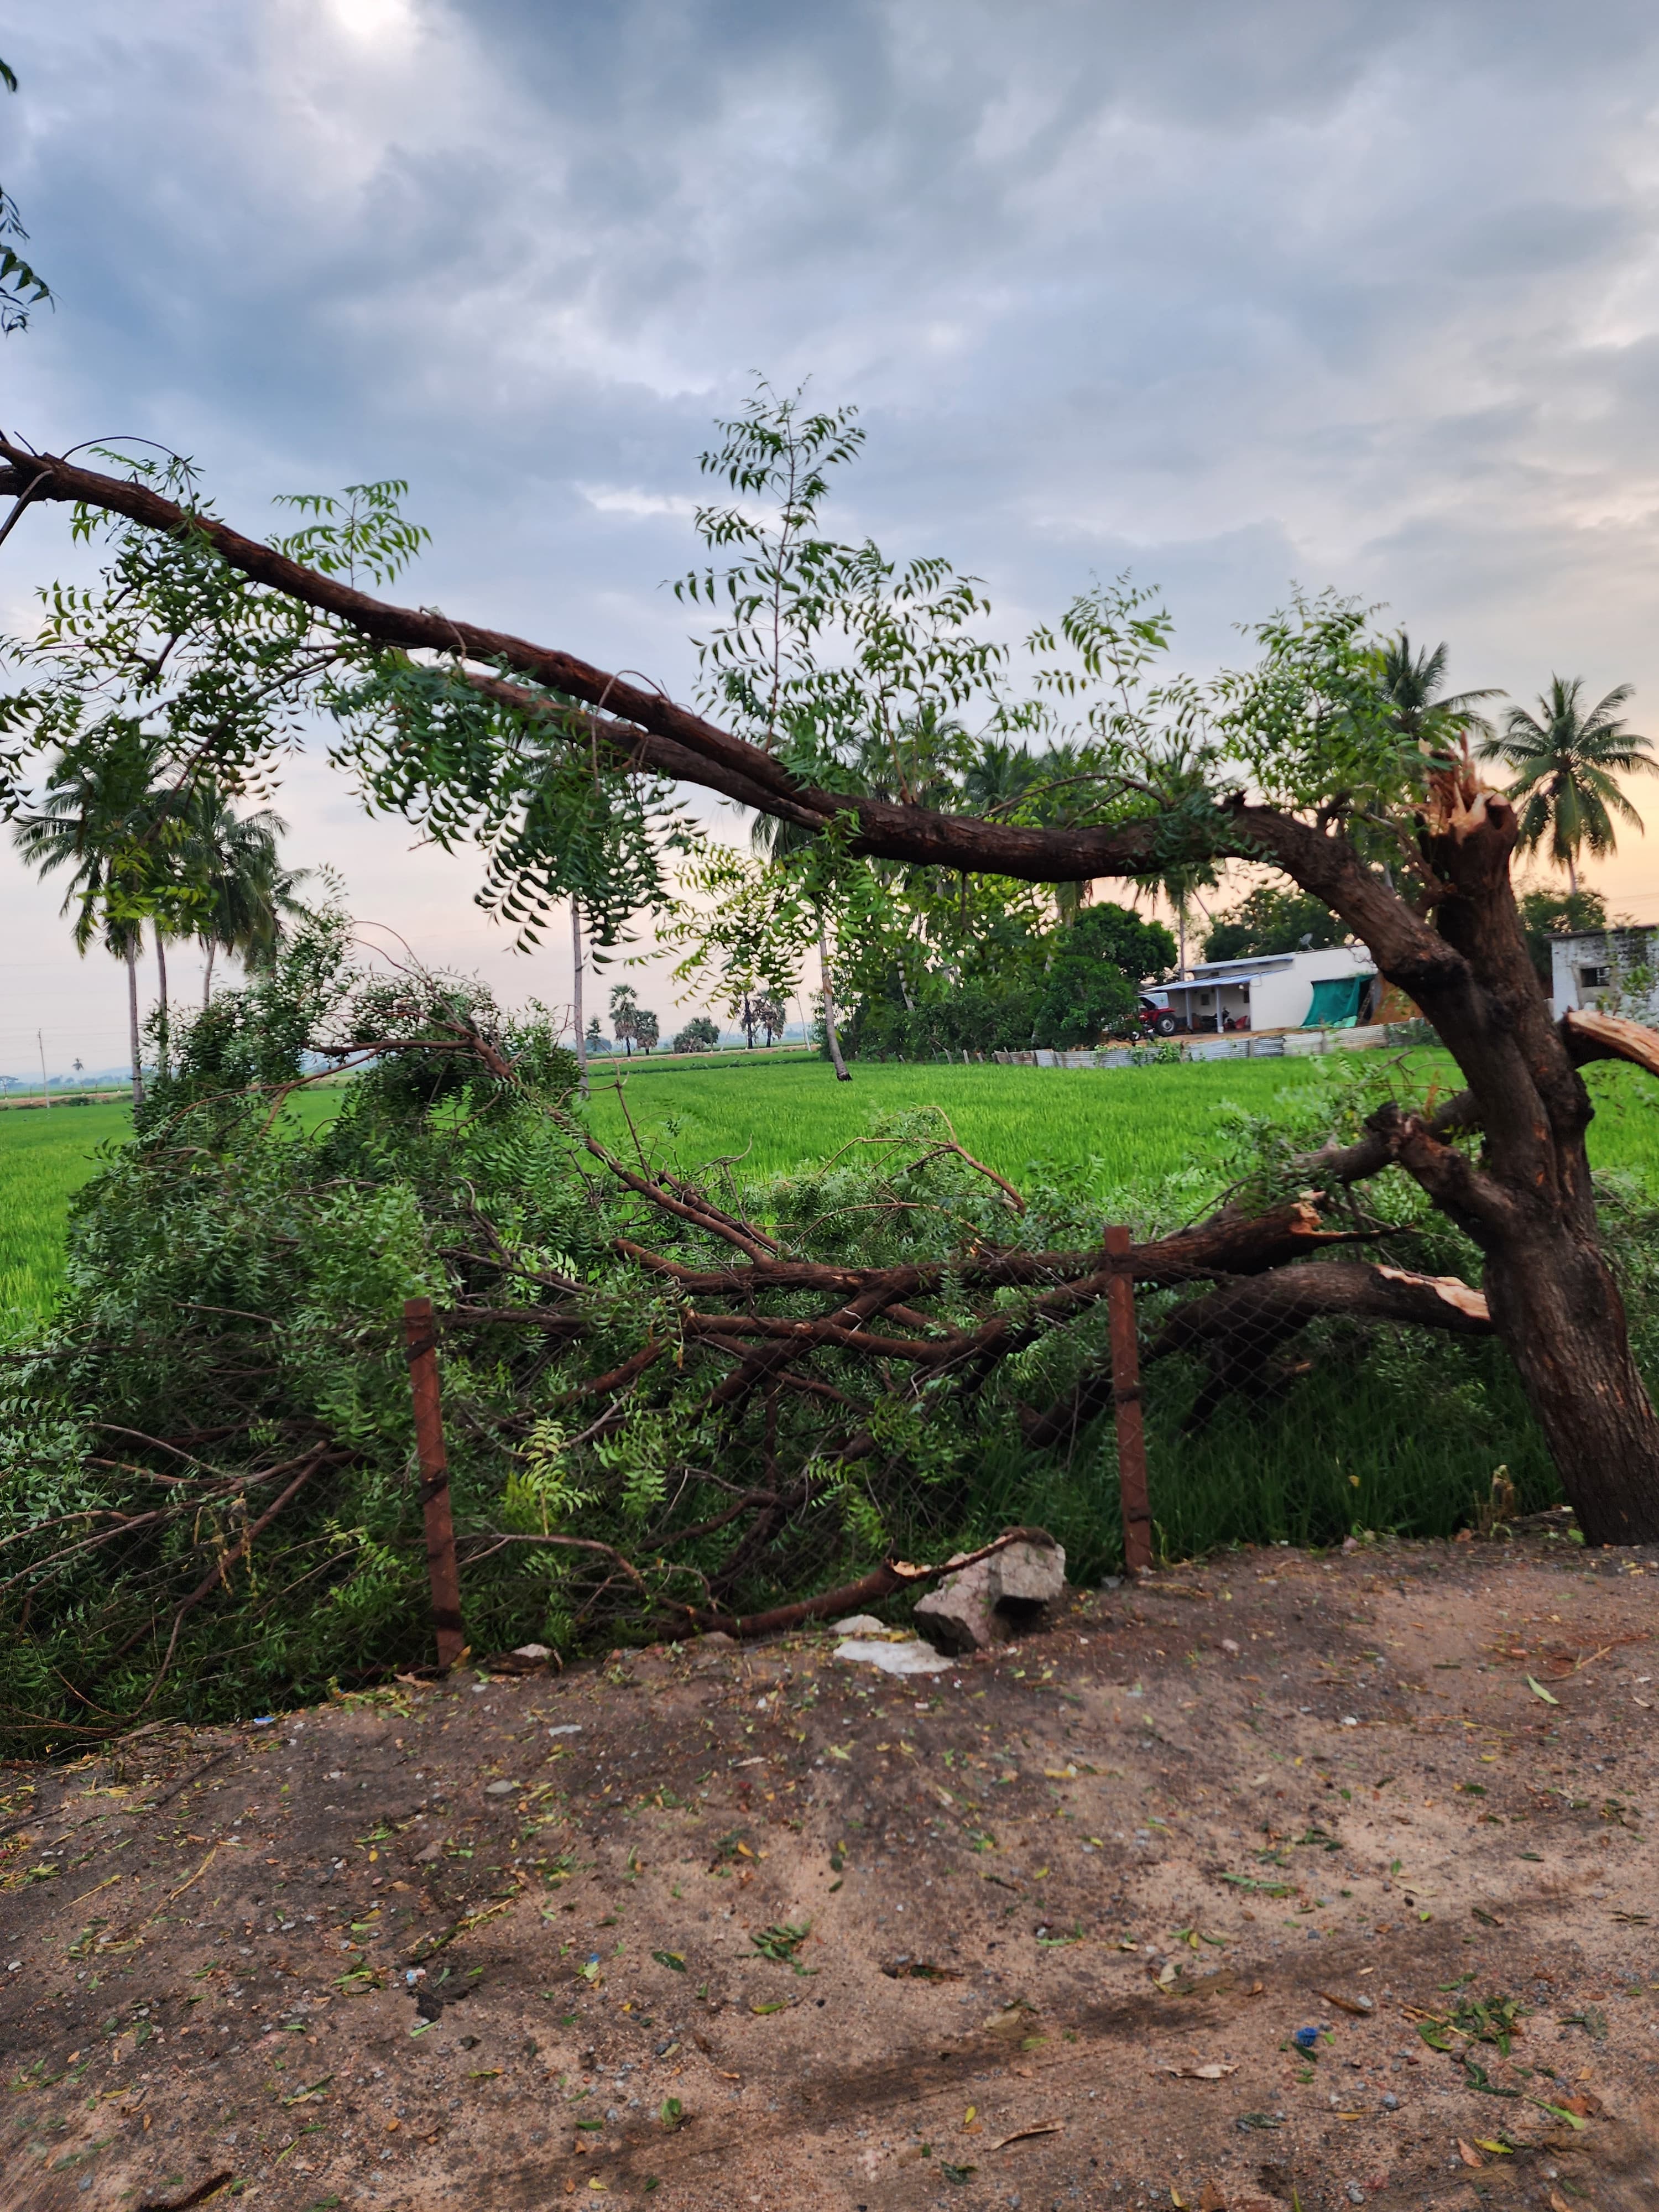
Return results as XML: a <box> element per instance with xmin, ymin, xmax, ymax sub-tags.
<box><xmin>2</xmin><ymin>1051</ymin><xmax>1657</xmax><ymax>1327</ymax></box>
<box><xmin>0</xmin><ymin>1089</ymin><xmax>343</xmax><ymax>1326</ymax></box>
<box><xmin>588</xmin><ymin>1049</ymin><xmax>1659</xmax><ymax>1190</ymax></box>
<box><xmin>0</xmin><ymin>1101</ymin><xmax>134</xmax><ymax>1323</ymax></box>
<box><xmin>586</xmin><ymin>1053</ymin><xmax>1328</xmax><ymax>1185</ymax></box>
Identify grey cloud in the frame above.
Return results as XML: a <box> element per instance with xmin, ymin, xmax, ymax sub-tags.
<box><xmin>7</xmin><ymin>0</ymin><xmax>1659</xmax><ymax>1042</ymax></box>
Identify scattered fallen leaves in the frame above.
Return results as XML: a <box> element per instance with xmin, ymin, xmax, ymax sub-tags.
<box><xmin>1156</xmin><ymin>2063</ymin><xmax>1237</xmax><ymax>2081</ymax></box>
<box><xmin>750</xmin><ymin>1922</ymin><xmax>810</xmax><ymax>1963</ymax></box>
<box><xmin>989</xmin><ymin>2122</ymin><xmax>1063</xmax><ymax>2149</ymax></box>
<box><xmin>1526</xmin><ymin>1677</ymin><xmax>1560</xmax><ymax>1706</ymax></box>
<box><xmin>280</xmin><ymin>2075</ymin><xmax>333</xmax><ymax>2107</ymax></box>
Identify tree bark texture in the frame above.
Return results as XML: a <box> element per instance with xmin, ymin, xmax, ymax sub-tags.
<box><xmin>6</xmin><ymin>442</ymin><xmax>1659</xmax><ymax>1536</ymax></box>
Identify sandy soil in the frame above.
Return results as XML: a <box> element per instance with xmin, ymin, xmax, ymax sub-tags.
<box><xmin>3</xmin><ymin>1533</ymin><xmax>1657</xmax><ymax>2212</ymax></box>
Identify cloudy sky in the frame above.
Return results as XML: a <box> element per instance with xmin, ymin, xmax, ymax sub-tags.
<box><xmin>6</xmin><ymin>0</ymin><xmax>1659</xmax><ymax>1070</ymax></box>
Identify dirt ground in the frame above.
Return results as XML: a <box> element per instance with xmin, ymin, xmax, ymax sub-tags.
<box><xmin>3</xmin><ymin>1534</ymin><xmax>1658</xmax><ymax>2212</ymax></box>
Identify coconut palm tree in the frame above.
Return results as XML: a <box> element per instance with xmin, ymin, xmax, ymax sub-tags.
<box><xmin>181</xmin><ymin>795</ymin><xmax>307</xmax><ymax>1003</ymax></box>
<box><xmin>1375</xmin><ymin>632</ymin><xmax>1500</xmax><ymax>746</ymax></box>
<box><xmin>12</xmin><ymin>739</ymin><xmax>181</xmax><ymax>1104</ymax></box>
<box><xmin>1478</xmin><ymin>677</ymin><xmax>1658</xmax><ymax>893</ymax></box>
<box><xmin>962</xmin><ymin>738</ymin><xmax>1043</xmax><ymax>817</ymax></box>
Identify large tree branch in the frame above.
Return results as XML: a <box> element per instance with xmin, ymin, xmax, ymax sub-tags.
<box><xmin>0</xmin><ymin>442</ymin><xmax>1474</xmax><ymax>984</ymax></box>
<box><xmin>1147</xmin><ymin>1259</ymin><xmax>1492</xmax><ymax>1358</ymax></box>
<box><xmin>1293</xmin><ymin>1088</ymin><xmax>1479</xmax><ymax>1186</ymax></box>
<box><xmin>1563</xmin><ymin>1006</ymin><xmax>1659</xmax><ymax>1081</ymax></box>
<box><xmin>3</xmin><ymin>438</ymin><xmax>1596</xmax><ymax>1211</ymax></box>
<box><xmin>1021</xmin><ymin>1260</ymin><xmax>1491</xmax><ymax>1447</ymax></box>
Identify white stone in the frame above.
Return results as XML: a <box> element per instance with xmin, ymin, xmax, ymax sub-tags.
<box><xmin>915</xmin><ymin>1537</ymin><xmax>1066</xmax><ymax>1654</ymax></box>
<box><xmin>832</xmin><ymin>1637</ymin><xmax>952</xmax><ymax>1677</ymax></box>
<box><xmin>988</xmin><ymin>1541</ymin><xmax>1066</xmax><ymax>1608</ymax></box>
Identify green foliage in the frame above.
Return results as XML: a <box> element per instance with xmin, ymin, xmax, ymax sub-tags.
<box><xmin>1035</xmin><ymin>903</ymin><xmax>1174</xmax><ymax>1049</ymax></box>
<box><xmin>14</xmin><ymin>977</ymin><xmax>1659</xmax><ymax>1753</ymax></box>
<box><xmin>847</xmin><ymin>900</ymin><xmax>1172</xmax><ymax>1057</ymax></box>
<box><xmin>0</xmin><ymin>56</ymin><xmax>51</xmax><ymax>334</ymax></box>
<box><xmin>0</xmin><ymin>930</ymin><xmax>1128</xmax><ymax>1747</ymax></box>
<box><xmin>848</xmin><ymin>984</ymin><xmax>1042</xmax><ymax>1061</ymax></box>
<box><xmin>609</xmin><ymin>982</ymin><xmax>662</xmax><ymax>1057</ymax></box>
<box><xmin>1203</xmin><ymin>884</ymin><xmax>1352</xmax><ymax>961</ymax></box>
<box><xmin>0</xmin><ymin>456</ymin><xmax>695</xmax><ymax>951</ymax></box>
<box><xmin>678</xmin><ymin>381</ymin><xmax>1003</xmax><ymax>776</ymax></box>
<box><xmin>670</xmin><ymin>1015</ymin><xmax>720</xmax><ymax>1054</ymax></box>
<box><xmin>1516</xmin><ymin>886</ymin><xmax>1609</xmax><ymax>986</ymax></box>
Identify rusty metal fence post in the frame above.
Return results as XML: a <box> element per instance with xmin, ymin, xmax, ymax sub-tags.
<box><xmin>1104</xmin><ymin>1225</ymin><xmax>1154</xmax><ymax>1575</ymax></box>
<box><xmin>403</xmin><ymin>1296</ymin><xmax>466</xmax><ymax>1668</ymax></box>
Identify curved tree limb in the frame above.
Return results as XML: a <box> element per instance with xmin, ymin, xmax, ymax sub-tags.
<box><xmin>1021</xmin><ymin>1260</ymin><xmax>1492</xmax><ymax>1448</ymax></box>
<box><xmin>1563</xmin><ymin>1006</ymin><xmax>1659</xmax><ymax>1080</ymax></box>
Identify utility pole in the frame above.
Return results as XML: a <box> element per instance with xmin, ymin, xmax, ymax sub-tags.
<box><xmin>37</xmin><ymin>1029</ymin><xmax>49</xmax><ymax>1109</ymax></box>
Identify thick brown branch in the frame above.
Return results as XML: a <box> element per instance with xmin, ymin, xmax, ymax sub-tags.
<box><xmin>1367</xmin><ymin>1102</ymin><xmax>1521</xmax><ymax>1241</ymax></box>
<box><xmin>681</xmin><ymin>1311</ymin><xmax>952</xmax><ymax>1361</ymax></box>
<box><xmin>700</xmin><ymin>1284</ymin><xmax>909</xmax><ymax>1413</ymax></box>
<box><xmin>0</xmin><ymin>441</ymin><xmax>1480</xmax><ymax>953</ymax></box>
<box><xmin>1021</xmin><ymin>1260</ymin><xmax>1491</xmax><ymax>1447</ymax></box>
<box><xmin>1149</xmin><ymin>1260</ymin><xmax>1492</xmax><ymax>1358</ymax></box>
<box><xmin>1563</xmin><ymin>1006</ymin><xmax>1659</xmax><ymax>1081</ymax></box>
<box><xmin>554</xmin><ymin>1338</ymin><xmax>664</xmax><ymax>1404</ymax></box>
<box><xmin>1293</xmin><ymin>1089</ymin><xmax>1479</xmax><ymax>1186</ymax></box>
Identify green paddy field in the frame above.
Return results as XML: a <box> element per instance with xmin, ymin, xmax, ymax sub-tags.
<box><xmin>3</xmin><ymin>1050</ymin><xmax>1657</xmax><ymax>1326</ymax></box>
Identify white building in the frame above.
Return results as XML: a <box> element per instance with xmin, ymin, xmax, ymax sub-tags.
<box><xmin>1141</xmin><ymin>943</ymin><xmax>1378</xmax><ymax>1036</ymax></box>
<box><xmin>1550</xmin><ymin>927</ymin><xmax>1659</xmax><ymax>1023</ymax></box>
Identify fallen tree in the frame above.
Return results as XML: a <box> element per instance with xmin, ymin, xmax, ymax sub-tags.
<box><xmin>3</xmin><ymin>416</ymin><xmax>1659</xmax><ymax>1538</ymax></box>
<box><xmin>0</xmin><ymin>922</ymin><xmax>1611</xmax><ymax>1746</ymax></box>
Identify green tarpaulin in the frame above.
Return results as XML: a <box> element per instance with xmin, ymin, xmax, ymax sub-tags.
<box><xmin>1302</xmin><ymin>974</ymin><xmax>1372</xmax><ymax>1029</ymax></box>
